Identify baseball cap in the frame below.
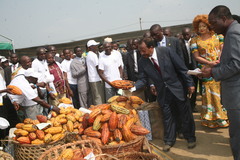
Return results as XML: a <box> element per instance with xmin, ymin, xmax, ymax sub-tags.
<box><xmin>104</xmin><ymin>37</ymin><xmax>113</xmax><ymax>43</ymax></box>
<box><xmin>24</xmin><ymin>68</ymin><xmax>40</xmax><ymax>79</ymax></box>
<box><xmin>1</xmin><ymin>58</ymin><xmax>8</xmax><ymax>63</ymax></box>
<box><xmin>87</xmin><ymin>40</ymin><xmax>100</xmax><ymax>47</ymax></box>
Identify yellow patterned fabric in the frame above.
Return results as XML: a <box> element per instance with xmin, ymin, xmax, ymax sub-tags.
<box><xmin>190</xmin><ymin>34</ymin><xmax>223</xmax><ymax>64</ymax></box>
<box><xmin>190</xmin><ymin>34</ymin><xmax>228</xmax><ymax>128</ymax></box>
<box><xmin>201</xmin><ymin>80</ymin><xmax>228</xmax><ymax>128</ymax></box>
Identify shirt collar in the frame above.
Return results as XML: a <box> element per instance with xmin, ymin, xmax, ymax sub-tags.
<box><xmin>161</xmin><ymin>36</ymin><xmax>166</xmax><ymax>44</ymax></box>
<box><xmin>149</xmin><ymin>48</ymin><xmax>157</xmax><ymax>61</ymax></box>
<box><xmin>76</xmin><ymin>57</ymin><xmax>83</xmax><ymax>60</ymax></box>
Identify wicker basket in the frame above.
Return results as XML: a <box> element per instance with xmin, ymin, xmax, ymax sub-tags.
<box><xmin>101</xmin><ymin>136</ymin><xmax>144</xmax><ymax>155</ymax></box>
<box><xmin>116</xmin><ymin>152</ymin><xmax>163</xmax><ymax>160</ymax></box>
<box><xmin>0</xmin><ymin>151</ymin><xmax>14</xmax><ymax>160</ymax></box>
<box><xmin>13</xmin><ymin>135</ymin><xmax>66</xmax><ymax>160</ymax></box>
<box><xmin>38</xmin><ymin>140</ymin><xmax>102</xmax><ymax>160</ymax></box>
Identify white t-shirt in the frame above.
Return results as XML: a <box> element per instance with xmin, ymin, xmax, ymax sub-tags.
<box><xmin>32</xmin><ymin>58</ymin><xmax>48</xmax><ymax>83</ymax></box>
<box><xmin>113</xmin><ymin>50</ymin><xmax>124</xmax><ymax>68</ymax></box>
<box><xmin>15</xmin><ymin>67</ymin><xmax>26</xmax><ymax>77</ymax></box>
<box><xmin>61</xmin><ymin>59</ymin><xmax>77</xmax><ymax>85</ymax></box>
<box><xmin>98</xmin><ymin>52</ymin><xmax>122</xmax><ymax>88</ymax></box>
<box><xmin>8</xmin><ymin>74</ymin><xmax>38</xmax><ymax>106</ymax></box>
<box><xmin>86</xmin><ymin>51</ymin><xmax>101</xmax><ymax>82</ymax></box>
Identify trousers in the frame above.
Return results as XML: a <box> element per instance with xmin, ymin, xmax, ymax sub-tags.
<box><xmin>161</xmin><ymin>88</ymin><xmax>196</xmax><ymax>145</ymax></box>
<box><xmin>227</xmin><ymin>109</ymin><xmax>240</xmax><ymax>160</ymax></box>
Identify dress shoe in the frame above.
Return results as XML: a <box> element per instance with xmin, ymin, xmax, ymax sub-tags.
<box><xmin>188</xmin><ymin>141</ymin><xmax>196</xmax><ymax>149</ymax></box>
<box><xmin>163</xmin><ymin>144</ymin><xmax>172</xmax><ymax>152</ymax></box>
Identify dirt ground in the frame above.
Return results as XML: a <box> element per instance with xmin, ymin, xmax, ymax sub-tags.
<box><xmin>151</xmin><ymin>95</ymin><xmax>233</xmax><ymax>160</ymax></box>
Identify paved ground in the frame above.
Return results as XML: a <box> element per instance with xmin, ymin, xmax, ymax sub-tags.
<box><xmin>151</xmin><ymin>95</ymin><xmax>233</xmax><ymax>160</ymax></box>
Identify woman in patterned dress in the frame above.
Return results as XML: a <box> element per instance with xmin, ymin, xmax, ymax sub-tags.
<box><xmin>190</xmin><ymin>14</ymin><xmax>229</xmax><ymax>128</ymax></box>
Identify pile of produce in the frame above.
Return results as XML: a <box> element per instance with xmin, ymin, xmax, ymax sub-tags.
<box><xmin>80</xmin><ymin>96</ymin><xmax>149</xmax><ymax>146</ymax></box>
<box><xmin>13</xmin><ymin>95</ymin><xmax>150</xmax><ymax>147</ymax></box>
<box><xmin>14</xmin><ymin>107</ymin><xmax>83</xmax><ymax>144</ymax></box>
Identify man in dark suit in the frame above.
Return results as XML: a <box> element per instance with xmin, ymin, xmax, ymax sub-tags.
<box><xmin>179</xmin><ymin>27</ymin><xmax>198</xmax><ymax>112</ymax></box>
<box><xmin>132</xmin><ymin>37</ymin><xmax>196</xmax><ymax>152</ymax></box>
<box><xmin>202</xmin><ymin>5</ymin><xmax>240</xmax><ymax>160</ymax></box>
<box><xmin>150</xmin><ymin>24</ymin><xmax>184</xmax><ymax>59</ymax></box>
<box><xmin>150</xmin><ymin>24</ymin><xmax>185</xmax><ymax>137</ymax></box>
<box><xmin>4</xmin><ymin>53</ymin><xmax>20</xmax><ymax>85</ymax></box>
<box><xmin>124</xmin><ymin>38</ymin><xmax>141</xmax><ymax>82</ymax></box>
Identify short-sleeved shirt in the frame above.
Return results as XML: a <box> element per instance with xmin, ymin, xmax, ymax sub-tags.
<box><xmin>86</xmin><ymin>51</ymin><xmax>101</xmax><ymax>82</ymax></box>
<box><xmin>61</xmin><ymin>59</ymin><xmax>77</xmax><ymax>85</ymax></box>
<box><xmin>8</xmin><ymin>74</ymin><xmax>38</xmax><ymax>106</ymax></box>
<box><xmin>32</xmin><ymin>58</ymin><xmax>48</xmax><ymax>83</ymax></box>
<box><xmin>98</xmin><ymin>52</ymin><xmax>121</xmax><ymax>88</ymax></box>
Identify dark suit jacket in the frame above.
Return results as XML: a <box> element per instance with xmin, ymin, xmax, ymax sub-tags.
<box><xmin>124</xmin><ymin>50</ymin><xmax>141</xmax><ymax>82</ymax></box>
<box><xmin>54</xmin><ymin>56</ymin><xmax>63</xmax><ymax>63</ymax></box>
<box><xmin>4</xmin><ymin>66</ymin><xmax>12</xmax><ymax>85</ymax></box>
<box><xmin>179</xmin><ymin>38</ymin><xmax>197</xmax><ymax>70</ymax></box>
<box><xmin>135</xmin><ymin>47</ymin><xmax>194</xmax><ymax>107</ymax></box>
<box><xmin>155</xmin><ymin>37</ymin><xmax>184</xmax><ymax>60</ymax></box>
<box><xmin>212</xmin><ymin>21</ymin><xmax>240</xmax><ymax>109</ymax></box>
<box><xmin>4</xmin><ymin>64</ymin><xmax>21</xmax><ymax>85</ymax></box>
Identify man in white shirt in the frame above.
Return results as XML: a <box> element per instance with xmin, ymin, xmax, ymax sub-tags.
<box><xmin>12</xmin><ymin>56</ymin><xmax>32</xmax><ymax>79</ymax></box>
<box><xmin>32</xmin><ymin>47</ymin><xmax>49</xmax><ymax>115</ymax></box>
<box><xmin>86</xmin><ymin>40</ymin><xmax>105</xmax><ymax>105</ymax></box>
<box><xmin>61</xmin><ymin>49</ymin><xmax>79</xmax><ymax>108</ymax></box>
<box><xmin>8</xmin><ymin>68</ymin><xmax>60</xmax><ymax>120</ymax></box>
<box><xmin>98</xmin><ymin>42</ymin><xmax>122</xmax><ymax>101</ymax></box>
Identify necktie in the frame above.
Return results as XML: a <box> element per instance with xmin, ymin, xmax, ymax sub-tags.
<box><xmin>151</xmin><ymin>58</ymin><xmax>161</xmax><ymax>75</ymax></box>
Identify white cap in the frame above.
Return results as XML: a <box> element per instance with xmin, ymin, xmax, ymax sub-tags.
<box><xmin>1</xmin><ymin>58</ymin><xmax>8</xmax><ymax>63</ymax></box>
<box><xmin>0</xmin><ymin>117</ymin><xmax>10</xmax><ymax>129</ymax></box>
<box><xmin>87</xmin><ymin>40</ymin><xmax>100</xmax><ymax>47</ymax></box>
<box><xmin>104</xmin><ymin>37</ymin><xmax>112</xmax><ymax>43</ymax></box>
<box><xmin>24</xmin><ymin>68</ymin><xmax>40</xmax><ymax>78</ymax></box>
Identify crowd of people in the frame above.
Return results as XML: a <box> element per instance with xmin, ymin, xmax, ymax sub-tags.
<box><xmin>0</xmin><ymin>5</ymin><xmax>240</xmax><ymax>160</ymax></box>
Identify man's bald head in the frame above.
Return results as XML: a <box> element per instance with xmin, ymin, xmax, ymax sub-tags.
<box><xmin>20</xmin><ymin>56</ymin><xmax>32</xmax><ymax>69</ymax></box>
<box><xmin>182</xmin><ymin>27</ymin><xmax>192</xmax><ymax>41</ymax></box>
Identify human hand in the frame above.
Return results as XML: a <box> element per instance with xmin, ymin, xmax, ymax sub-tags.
<box><xmin>13</xmin><ymin>102</ymin><xmax>20</xmax><ymax>110</ymax></box>
<box><xmin>51</xmin><ymin>106</ymin><xmax>60</xmax><ymax>114</ymax></box>
<box><xmin>36</xmin><ymin>82</ymin><xmax>46</xmax><ymax>88</ymax></box>
<box><xmin>150</xmin><ymin>85</ymin><xmax>157</xmax><ymax>96</ymax></box>
<box><xmin>6</xmin><ymin>88</ymin><xmax>14</xmax><ymax>94</ymax></box>
<box><xmin>129</xmin><ymin>87</ymin><xmax>136</xmax><ymax>92</ymax></box>
<box><xmin>68</xmin><ymin>88</ymin><xmax>73</xmax><ymax>97</ymax></box>
<box><xmin>49</xmin><ymin>93</ymin><xmax>56</xmax><ymax>100</ymax></box>
<box><xmin>208</xmin><ymin>61</ymin><xmax>219</xmax><ymax>67</ymax></box>
<box><xmin>200</xmin><ymin>66</ymin><xmax>212</xmax><ymax>78</ymax></box>
<box><xmin>188</xmin><ymin>86</ymin><xmax>195</xmax><ymax>94</ymax></box>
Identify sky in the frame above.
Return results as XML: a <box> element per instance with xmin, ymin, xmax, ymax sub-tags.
<box><xmin>0</xmin><ymin>0</ymin><xmax>239</xmax><ymax>49</ymax></box>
